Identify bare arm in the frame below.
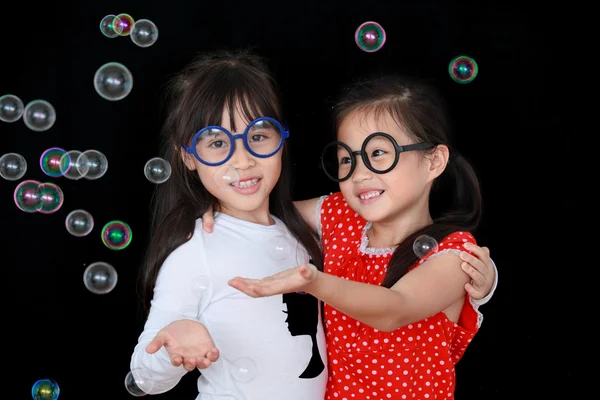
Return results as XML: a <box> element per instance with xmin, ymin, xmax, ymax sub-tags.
<box><xmin>304</xmin><ymin>252</ymin><xmax>469</xmax><ymax>332</ymax></box>
<box><xmin>293</xmin><ymin>196</ymin><xmax>326</xmax><ymax>234</ymax></box>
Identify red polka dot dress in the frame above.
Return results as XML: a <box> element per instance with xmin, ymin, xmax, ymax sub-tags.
<box><xmin>317</xmin><ymin>193</ymin><xmax>483</xmax><ymax>400</ymax></box>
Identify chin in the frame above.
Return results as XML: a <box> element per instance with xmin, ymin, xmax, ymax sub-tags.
<box><xmin>220</xmin><ymin>189</ymin><xmax>271</xmax><ymax>212</ymax></box>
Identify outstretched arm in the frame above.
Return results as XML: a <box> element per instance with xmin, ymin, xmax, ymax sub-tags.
<box><xmin>229</xmin><ymin>251</ymin><xmax>469</xmax><ymax>332</ymax></box>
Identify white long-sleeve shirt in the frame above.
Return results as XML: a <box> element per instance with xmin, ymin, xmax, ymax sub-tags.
<box><xmin>130</xmin><ymin>213</ymin><xmax>328</xmax><ymax>400</ymax></box>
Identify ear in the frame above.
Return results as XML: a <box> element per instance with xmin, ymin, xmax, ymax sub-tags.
<box><xmin>428</xmin><ymin>144</ymin><xmax>449</xmax><ymax>180</ymax></box>
<box><xmin>179</xmin><ymin>146</ymin><xmax>197</xmax><ymax>171</ymax></box>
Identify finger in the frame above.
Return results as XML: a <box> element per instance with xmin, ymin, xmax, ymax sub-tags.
<box><xmin>462</xmin><ymin>243</ymin><xmax>491</xmax><ymax>263</ymax></box>
<box><xmin>146</xmin><ymin>336</ymin><xmax>166</xmax><ymax>354</ymax></box>
<box><xmin>229</xmin><ymin>281</ymin><xmax>260</xmax><ymax>297</ymax></box>
<box><xmin>464</xmin><ymin>282</ymin><xmax>480</xmax><ymax>299</ymax></box>
<box><xmin>465</xmin><ymin>281</ymin><xmax>486</xmax><ymax>301</ymax></box>
<box><xmin>197</xmin><ymin>358</ymin><xmax>212</xmax><ymax>369</ymax></box>
<box><xmin>207</xmin><ymin>348</ymin><xmax>220</xmax><ymax>362</ymax></box>
<box><xmin>461</xmin><ymin>261</ymin><xmax>485</xmax><ymax>283</ymax></box>
<box><xmin>299</xmin><ymin>264</ymin><xmax>312</xmax><ymax>279</ymax></box>
<box><xmin>183</xmin><ymin>357</ymin><xmax>198</xmax><ymax>371</ymax></box>
<box><xmin>459</xmin><ymin>250</ymin><xmax>486</xmax><ymax>273</ymax></box>
<box><xmin>170</xmin><ymin>354</ymin><xmax>183</xmax><ymax>366</ymax></box>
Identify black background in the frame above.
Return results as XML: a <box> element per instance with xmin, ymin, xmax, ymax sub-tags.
<box><xmin>0</xmin><ymin>0</ymin><xmax>574</xmax><ymax>399</ymax></box>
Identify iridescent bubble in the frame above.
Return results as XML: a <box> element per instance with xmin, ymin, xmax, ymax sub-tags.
<box><xmin>0</xmin><ymin>94</ymin><xmax>24</xmax><ymax>122</ymax></box>
<box><xmin>60</xmin><ymin>149</ymin><xmax>90</xmax><ymax>180</ymax></box>
<box><xmin>23</xmin><ymin>99</ymin><xmax>56</xmax><ymax>131</ymax></box>
<box><xmin>36</xmin><ymin>182</ymin><xmax>64</xmax><ymax>214</ymax></box>
<box><xmin>213</xmin><ymin>164</ymin><xmax>240</xmax><ymax>190</ymax></box>
<box><xmin>144</xmin><ymin>157</ymin><xmax>171</xmax><ymax>184</ymax></box>
<box><xmin>125</xmin><ymin>368</ymin><xmax>155</xmax><ymax>396</ymax></box>
<box><xmin>79</xmin><ymin>149</ymin><xmax>108</xmax><ymax>180</ymax></box>
<box><xmin>31</xmin><ymin>378</ymin><xmax>59</xmax><ymax>400</ymax></box>
<box><xmin>100</xmin><ymin>14</ymin><xmax>123</xmax><ymax>38</ymax></box>
<box><xmin>130</xmin><ymin>19</ymin><xmax>159</xmax><ymax>48</ymax></box>
<box><xmin>40</xmin><ymin>147</ymin><xmax>67</xmax><ymax>177</ymax></box>
<box><xmin>94</xmin><ymin>62</ymin><xmax>133</xmax><ymax>101</ymax></box>
<box><xmin>272</xmin><ymin>235</ymin><xmax>293</xmax><ymax>260</ymax></box>
<box><xmin>355</xmin><ymin>21</ymin><xmax>386</xmax><ymax>53</ymax></box>
<box><xmin>413</xmin><ymin>234</ymin><xmax>439</xmax><ymax>259</ymax></box>
<box><xmin>65</xmin><ymin>209</ymin><xmax>94</xmax><ymax>237</ymax></box>
<box><xmin>14</xmin><ymin>179</ymin><xmax>42</xmax><ymax>213</ymax></box>
<box><xmin>114</xmin><ymin>13</ymin><xmax>135</xmax><ymax>36</ymax></box>
<box><xmin>0</xmin><ymin>152</ymin><xmax>27</xmax><ymax>180</ymax></box>
<box><xmin>83</xmin><ymin>261</ymin><xmax>118</xmax><ymax>294</ymax></box>
<box><xmin>230</xmin><ymin>357</ymin><xmax>258</xmax><ymax>382</ymax></box>
<box><xmin>101</xmin><ymin>220</ymin><xmax>132</xmax><ymax>250</ymax></box>
<box><xmin>449</xmin><ymin>55</ymin><xmax>478</xmax><ymax>84</ymax></box>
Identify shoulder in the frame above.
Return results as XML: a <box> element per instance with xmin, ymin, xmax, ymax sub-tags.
<box><xmin>157</xmin><ymin>224</ymin><xmax>205</xmax><ymax>283</ymax></box>
<box><xmin>320</xmin><ymin>192</ymin><xmax>363</xmax><ymax>223</ymax></box>
<box><xmin>439</xmin><ymin>231</ymin><xmax>476</xmax><ymax>251</ymax></box>
<box><xmin>420</xmin><ymin>231</ymin><xmax>476</xmax><ymax>264</ymax></box>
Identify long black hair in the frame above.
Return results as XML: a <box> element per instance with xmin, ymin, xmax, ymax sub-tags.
<box><xmin>139</xmin><ymin>49</ymin><xmax>323</xmax><ymax>312</ymax></box>
<box><xmin>332</xmin><ymin>75</ymin><xmax>482</xmax><ymax>287</ymax></box>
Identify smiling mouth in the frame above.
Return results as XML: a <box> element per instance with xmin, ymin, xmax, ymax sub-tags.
<box><xmin>231</xmin><ymin>178</ymin><xmax>260</xmax><ymax>188</ymax></box>
<box><xmin>358</xmin><ymin>190</ymin><xmax>384</xmax><ymax>200</ymax></box>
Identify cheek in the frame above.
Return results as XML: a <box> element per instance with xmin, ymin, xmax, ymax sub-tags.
<box><xmin>339</xmin><ymin>181</ymin><xmax>355</xmax><ymax>201</ymax></box>
<box><xmin>263</xmin><ymin>154</ymin><xmax>282</xmax><ymax>182</ymax></box>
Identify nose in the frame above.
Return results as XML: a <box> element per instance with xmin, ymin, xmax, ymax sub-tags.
<box><xmin>351</xmin><ymin>156</ymin><xmax>372</xmax><ymax>183</ymax></box>
<box><xmin>228</xmin><ymin>137</ymin><xmax>255</xmax><ymax>170</ymax></box>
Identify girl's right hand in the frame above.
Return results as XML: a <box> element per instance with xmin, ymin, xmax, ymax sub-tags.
<box><xmin>146</xmin><ymin>319</ymin><xmax>220</xmax><ymax>371</ymax></box>
<box><xmin>201</xmin><ymin>205</ymin><xmax>215</xmax><ymax>233</ymax></box>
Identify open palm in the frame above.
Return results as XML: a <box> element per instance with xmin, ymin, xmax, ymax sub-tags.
<box><xmin>228</xmin><ymin>263</ymin><xmax>318</xmax><ymax>297</ymax></box>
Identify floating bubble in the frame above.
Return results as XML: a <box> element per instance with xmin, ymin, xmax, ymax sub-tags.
<box><xmin>79</xmin><ymin>149</ymin><xmax>108</xmax><ymax>180</ymax></box>
<box><xmin>60</xmin><ymin>150</ymin><xmax>90</xmax><ymax>180</ymax></box>
<box><xmin>130</xmin><ymin>19</ymin><xmax>159</xmax><ymax>48</ymax></box>
<box><xmin>125</xmin><ymin>368</ymin><xmax>154</xmax><ymax>396</ymax></box>
<box><xmin>101</xmin><ymin>220</ymin><xmax>132</xmax><ymax>250</ymax></box>
<box><xmin>449</xmin><ymin>55</ymin><xmax>478</xmax><ymax>84</ymax></box>
<box><xmin>191</xmin><ymin>276</ymin><xmax>211</xmax><ymax>298</ymax></box>
<box><xmin>14</xmin><ymin>180</ymin><xmax>42</xmax><ymax>213</ymax></box>
<box><xmin>23</xmin><ymin>99</ymin><xmax>56</xmax><ymax>131</ymax></box>
<box><xmin>0</xmin><ymin>94</ymin><xmax>24</xmax><ymax>122</ymax></box>
<box><xmin>213</xmin><ymin>164</ymin><xmax>240</xmax><ymax>190</ymax></box>
<box><xmin>100</xmin><ymin>14</ymin><xmax>123</xmax><ymax>38</ymax></box>
<box><xmin>40</xmin><ymin>147</ymin><xmax>67</xmax><ymax>177</ymax></box>
<box><xmin>230</xmin><ymin>357</ymin><xmax>258</xmax><ymax>382</ymax></box>
<box><xmin>114</xmin><ymin>13</ymin><xmax>135</xmax><ymax>36</ymax></box>
<box><xmin>355</xmin><ymin>21</ymin><xmax>386</xmax><ymax>53</ymax></box>
<box><xmin>94</xmin><ymin>62</ymin><xmax>133</xmax><ymax>101</ymax></box>
<box><xmin>36</xmin><ymin>182</ymin><xmax>64</xmax><ymax>214</ymax></box>
<box><xmin>83</xmin><ymin>261</ymin><xmax>118</xmax><ymax>294</ymax></box>
<box><xmin>65</xmin><ymin>209</ymin><xmax>94</xmax><ymax>237</ymax></box>
<box><xmin>413</xmin><ymin>234</ymin><xmax>439</xmax><ymax>259</ymax></box>
<box><xmin>272</xmin><ymin>235</ymin><xmax>293</xmax><ymax>260</ymax></box>
<box><xmin>31</xmin><ymin>378</ymin><xmax>60</xmax><ymax>400</ymax></box>
<box><xmin>144</xmin><ymin>157</ymin><xmax>171</xmax><ymax>184</ymax></box>
<box><xmin>0</xmin><ymin>152</ymin><xmax>27</xmax><ymax>180</ymax></box>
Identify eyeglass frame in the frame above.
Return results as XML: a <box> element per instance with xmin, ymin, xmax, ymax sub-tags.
<box><xmin>320</xmin><ymin>132</ymin><xmax>435</xmax><ymax>182</ymax></box>
<box><xmin>182</xmin><ymin>117</ymin><xmax>290</xmax><ymax>167</ymax></box>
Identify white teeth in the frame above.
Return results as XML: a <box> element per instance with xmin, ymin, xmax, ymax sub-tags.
<box><xmin>232</xmin><ymin>178</ymin><xmax>259</xmax><ymax>188</ymax></box>
<box><xmin>359</xmin><ymin>191</ymin><xmax>383</xmax><ymax>200</ymax></box>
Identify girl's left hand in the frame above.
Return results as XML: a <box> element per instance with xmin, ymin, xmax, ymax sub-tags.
<box><xmin>460</xmin><ymin>243</ymin><xmax>495</xmax><ymax>300</ymax></box>
<box><xmin>228</xmin><ymin>263</ymin><xmax>319</xmax><ymax>297</ymax></box>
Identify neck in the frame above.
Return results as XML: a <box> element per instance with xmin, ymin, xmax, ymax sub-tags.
<box><xmin>368</xmin><ymin>209</ymin><xmax>433</xmax><ymax>249</ymax></box>
<box><xmin>217</xmin><ymin>201</ymin><xmax>274</xmax><ymax>226</ymax></box>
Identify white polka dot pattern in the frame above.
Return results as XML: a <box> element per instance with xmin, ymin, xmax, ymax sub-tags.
<box><xmin>319</xmin><ymin>193</ymin><xmax>481</xmax><ymax>399</ymax></box>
